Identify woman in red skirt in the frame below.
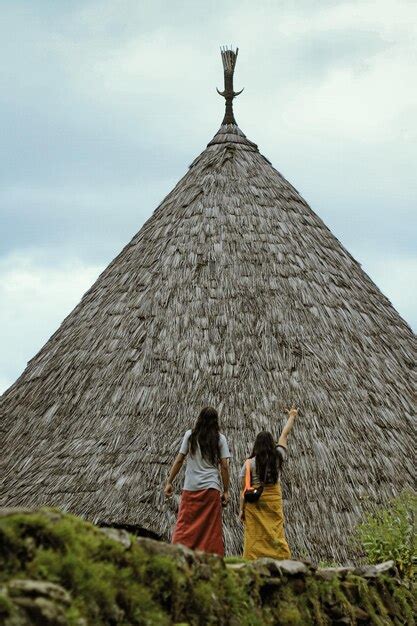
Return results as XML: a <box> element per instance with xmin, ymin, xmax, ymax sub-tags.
<box><xmin>164</xmin><ymin>406</ymin><xmax>230</xmax><ymax>556</ymax></box>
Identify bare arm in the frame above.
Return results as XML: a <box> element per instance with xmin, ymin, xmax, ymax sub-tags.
<box><xmin>239</xmin><ymin>476</ymin><xmax>246</xmax><ymax>521</ymax></box>
<box><xmin>164</xmin><ymin>453</ymin><xmax>186</xmax><ymax>497</ymax></box>
<box><xmin>220</xmin><ymin>458</ymin><xmax>230</xmax><ymax>505</ymax></box>
<box><xmin>278</xmin><ymin>405</ymin><xmax>298</xmax><ymax>448</ymax></box>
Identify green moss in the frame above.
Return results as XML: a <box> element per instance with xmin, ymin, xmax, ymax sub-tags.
<box><xmin>369</xmin><ymin>584</ymin><xmax>390</xmax><ymax>618</ymax></box>
<box><xmin>355</xmin><ymin>576</ymin><xmax>392</xmax><ymax>626</ymax></box>
<box><xmin>0</xmin><ymin>592</ymin><xmax>13</xmax><ymax>617</ymax></box>
<box><xmin>192</xmin><ymin>580</ymin><xmax>218</xmax><ymax>622</ymax></box>
<box><xmin>0</xmin><ymin>508</ymin><xmax>415</xmax><ymax>626</ymax></box>
<box><xmin>392</xmin><ymin>584</ymin><xmax>416</xmax><ymax>625</ymax></box>
<box><xmin>224</xmin><ymin>556</ymin><xmax>247</xmax><ymax>564</ymax></box>
<box><xmin>303</xmin><ymin>578</ymin><xmax>327</xmax><ymax>626</ymax></box>
<box><xmin>262</xmin><ymin>584</ymin><xmax>312</xmax><ymax>626</ymax></box>
<box><xmin>277</xmin><ymin>602</ymin><xmax>304</xmax><ymax>625</ymax></box>
<box><xmin>0</xmin><ymin>510</ymin><xmax>169</xmax><ymax>625</ymax></box>
<box><xmin>215</xmin><ymin>568</ymin><xmax>263</xmax><ymax>626</ymax></box>
<box><xmin>333</xmin><ymin>580</ymin><xmax>356</xmax><ymax>622</ymax></box>
<box><xmin>65</xmin><ymin>604</ymin><xmax>86</xmax><ymax>626</ymax></box>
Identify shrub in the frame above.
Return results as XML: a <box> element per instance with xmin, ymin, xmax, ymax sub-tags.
<box><xmin>356</xmin><ymin>490</ymin><xmax>416</xmax><ymax>579</ymax></box>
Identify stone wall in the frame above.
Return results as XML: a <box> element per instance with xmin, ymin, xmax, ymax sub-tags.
<box><xmin>0</xmin><ymin>508</ymin><xmax>415</xmax><ymax>625</ymax></box>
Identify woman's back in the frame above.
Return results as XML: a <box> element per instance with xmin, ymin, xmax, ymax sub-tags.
<box><xmin>246</xmin><ymin>445</ymin><xmax>287</xmax><ymax>485</ymax></box>
<box><xmin>180</xmin><ymin>429</ymin><xmax>230</xmax><ymax>491</ymax></box>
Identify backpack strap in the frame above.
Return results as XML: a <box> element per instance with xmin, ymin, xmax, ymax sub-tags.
<box><xmin>244</xmin><ymin>459</ymin><xmax>252</xmax><ymax>492</ymax></box>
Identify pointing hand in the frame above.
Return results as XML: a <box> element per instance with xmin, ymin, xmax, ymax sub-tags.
<box><xmin>284</xmin><ymin>404</ymin><xmax>298</xmax><ymax>419</ymax></box>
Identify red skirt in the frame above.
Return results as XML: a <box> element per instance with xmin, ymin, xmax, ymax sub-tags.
<box><xmin>172</xmin><ymin>488</ymin><xmax>224</xmax><ymax>556</ymax></box>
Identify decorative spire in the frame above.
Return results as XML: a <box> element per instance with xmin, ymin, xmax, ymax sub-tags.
<box><xmin>217</xmin><ymin>46</ymin><xmax>244</xmax><ymax>125</ymax></box>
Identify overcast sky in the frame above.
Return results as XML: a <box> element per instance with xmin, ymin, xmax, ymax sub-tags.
<box><xmin>1</xmin><ymin>0</ymin><xmax>416</xmax><ymax>393</ymax></box>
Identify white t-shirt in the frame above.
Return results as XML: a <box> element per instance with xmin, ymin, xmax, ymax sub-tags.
<box><xmin>179</xmin><ymin>429</ymin><xmax>231</xmax><ymax>492</ymax></box>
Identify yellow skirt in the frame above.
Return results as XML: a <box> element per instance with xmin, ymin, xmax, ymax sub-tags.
<box><xmin>243</xmin><ymin>483</ymin><xmax>291</xmax><ymax>560</ymax></box>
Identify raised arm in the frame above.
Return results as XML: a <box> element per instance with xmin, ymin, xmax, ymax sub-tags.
<box><xmin>164</xmin><ymin>453</ymin><xmax>186</xmax><ymax>497</ymax></box>
<box><xmin>278</xmin><ymin>405</ymin><xmax>298</xmax><ymax>448</ymax></box>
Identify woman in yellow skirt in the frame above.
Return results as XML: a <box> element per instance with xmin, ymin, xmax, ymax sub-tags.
<box><xmin>239</xmin><ymin>405</ymin><xmax>298</xmax><ymax>560</ymax></box>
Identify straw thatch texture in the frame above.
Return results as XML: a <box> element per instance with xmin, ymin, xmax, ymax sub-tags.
<box><xmin>0</xmin><ymin>123</ymin><xmax>415</xmax><ymax>562</ymax></box>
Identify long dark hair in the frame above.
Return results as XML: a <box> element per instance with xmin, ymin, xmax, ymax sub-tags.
<box><xmin>251</xmin><ymin>431</ymin><xmax>281</xmax><ymax>484</ymax></box>
<box><xmin>189</xmin><ymin>406</ymin><xmax>220</xmax><ymax>466</ymax></box>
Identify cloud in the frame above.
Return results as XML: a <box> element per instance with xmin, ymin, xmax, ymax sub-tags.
<box><xmin>0</xmin><ymin>0</ymin><xmax>416</xmax><ymax>390</ymax></box>
<box><xmin>0</xmin><ymin>181</ymin><xmax>177</xmax><ymax>262</ymax></box>
<box><xmin>353</xmin><ymin>253</ymin><xmax>417</xmax><ymax>331</ymax></box>
<box><xmin>0</xmin><ymin>253</ymin><xmax>103</xmax><ymax>393</ymax></box>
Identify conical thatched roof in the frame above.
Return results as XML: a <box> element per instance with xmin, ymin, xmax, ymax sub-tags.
<box><xmin>0</xmin><ymin>50</ymin><xmax>415</xmax><ymax>563</ymax></box>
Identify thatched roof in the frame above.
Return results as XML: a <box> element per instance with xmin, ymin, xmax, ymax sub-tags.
<box><xmin>0</xmin><ymin>51</ymin><xmax>415</xmax><ymax>563</ymax></box>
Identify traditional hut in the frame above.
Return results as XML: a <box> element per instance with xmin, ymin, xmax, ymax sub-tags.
<box><xmin>0</xmin><ymin>49</ymin><xmax>415</xmax><ymax>562</ymax></box>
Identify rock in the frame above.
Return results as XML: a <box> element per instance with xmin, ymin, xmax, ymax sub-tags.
<box><xmin>195</xmin><ymin>564</ymin><xmax>212</xmax><ymax>580</ymax></box>
<box><xmin>0</xmin><ymin>508</ymin><xmax>63</xmax><ymax>525</ymax></box>
<box><xmin>353</xmin><ymin>565</ymin><xmax>378</xmax><ymax>577</ymax></box>
<box><xmin>299</xmin><ymin>557</ymin><xmax>316</xmax><ymax>570</ymax></box>
<box><xmin>327</xmin><ymin>602</ymin><xmax>347</xmax><ymax>619</ymax></box>
<box><xmin>353</xmin><ymin>606</ymin><xmax>370</xmax><ymax>621</ymax></box>
<box><xmin>374</xmin><ymin>560</ymin><xmax>396</xmax><ymax>575</ymax></box>
<box><xmin>292</xmin><ymin>577</ymin><xmax>307</xmax><ymax>593</ymax></box>
<box><xmin>316</xmin><ymin>566</ymin><xmax>354</xmax><ymax>580</ymax></box>
<box><xmin>253</xmin><ymin>558</ymin><xmax>310</xmax><ymax>576</ymax></box>
<box><xmin>354</xmin><ymin>560</ymin><xmax>397</xmax><ymax>578</ymax></box>
<box><xmin>260</xmin><ymin>577</ymin><xmax>283</xmax><ymax>589</ymax></box>
<box><xmin>15</xmin><ymin>597</ymin><xmax>68</xmax><ymax>625</ymax></box>
<box><xmin>316</xmin><ymin>568</ymin><xmax>337</xmax><ymax>580</ymax></box>
<box><xmin>0</xmin><ymin>508</ymin><xmax>34</xmax><ymax>519</ymax></box>
<box><xmin>136</xmin><ymin>535</ymin><xmax>215</xmax><ymax>568</ymax></box>
<box><xmin>137</xmin><ymin>536</ymin><xmax>191</xmax><ymax>557</ymax></box>
<box><xmin>8</xmin><ymin>580</ymin><xmax>71</xmax><ymax>606</ymax></box>
<box><xmin>6</xmin><ymin>579</ymin><xmax>72</xmax><ymax>626</ymax></box>
<box><xmin>226</xmin><ymin>562</ymin><xmax>247</xmax><ymax>571</ymax></box>
<box><xmin>99</xmin><ymin>526</ymin><xmax>132</xmax><ymax>549</ymax></box>
<box><xmin>317</xmin><ymin>561</ymin><xmax>396</xmax><ymax>581</ymax></box>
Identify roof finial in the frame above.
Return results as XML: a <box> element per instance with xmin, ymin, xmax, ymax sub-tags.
<box><xmin>216</xmin><ymin>46</ymin><xmax>244</xmax><ymax>126</ymax></box>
